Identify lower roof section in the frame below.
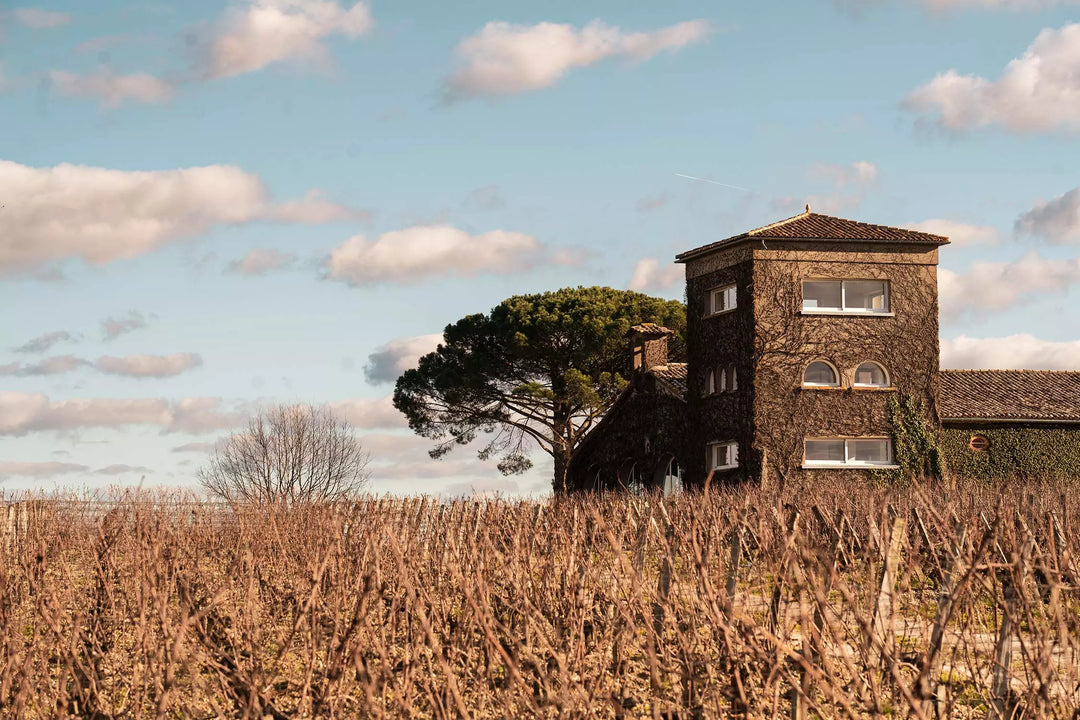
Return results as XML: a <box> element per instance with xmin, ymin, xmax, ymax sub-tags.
<box><xmin>939</xmin><ymin>369</ymin><xmax>1080</xmax><ymax>424</ymax></box>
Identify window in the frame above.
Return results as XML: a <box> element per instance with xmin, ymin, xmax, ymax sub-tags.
<box><xmin>703</xmin><ymin>369</ymin><xmax>715</xmax><ymax>396</ymax></box>
<box><xmin>854</xmin><ymin>361</ymin><xmax>889</xmax><ymax>387</ymax></box>
<box><xmin>708</xmin><ymin>284</ymin><xmax>737</xmax><ymax>315</ymax></box>
<box><xmin>802</xmin><ymin>280</ymin><xmax>889</xmax><ymax>314</ymax></box>
<box><xmin>803</xmin><ymin>361</ymin><xmax>839</xmax><ymax>387</ymax></box>
<box><xmin>804</xmin><ymin>438</ymin><xmax>894</xmax><ymax>467</ymax></box>
<box><xmin>662</xmin><ymin>458</ymin><xmax>683</xmax><ymax>496</ymax></box>
<box><xmin>707</xmin><ymin>441</ymin><xmax>739</xmax><ymax>470</ymax></box>
<box><xmin>969</xmin><ymin>435</ymin><xmax>990</xmax><ymax>452</ymax></box>
<box><xmin>718</xmin><ymin>364</ymin><xmax>738</xmax><ymax>392</ymax></box>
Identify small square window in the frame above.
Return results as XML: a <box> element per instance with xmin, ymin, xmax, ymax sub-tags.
<box><xmin>708</xmin><ymin>441</ymin><xmax>738</xmax><ymax>470</ymax></box>
<box><xmin>708</xmin><ymin>285</ymin><xmax>737</xmax><ymax>315</ymax></box>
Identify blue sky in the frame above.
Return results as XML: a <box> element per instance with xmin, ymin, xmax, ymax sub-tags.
<box><xmin>1</xmin><ymin>0</ymin><xmax>1079</xmax><ymax>495</ymax></box>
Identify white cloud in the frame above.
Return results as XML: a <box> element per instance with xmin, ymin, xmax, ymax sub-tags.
<box><xmin>0</xmin><ymin>160</ymin><xmax>349</xmax><ymax>276</ymax></box>
<box><xmin>268</xmin><ymin>189</ymin><xmax>363</xmax><ymax>223</ymax></box>
<box><xmin>12</xmin><ymin>8</ymin><xmax>71</xmax><ymax>29</ymax></box>
<box><xmin>1016</xmin><ymin>187</ymin><xmax>1080</xmax><ymax>244</ymax></box>
<box><xmin>444</xmin><ymin>19</ymin><xmax>710</xmax><ymax>101</ymax></box>
<box><xmin>363</xmin><ymin>334</ymin><xmax>442</xmax><ymax>384</ymax></box>
<box><xmin>171</xmin><ymin>441</ymin><xmax>218</xmax><ymax>453</ymax></box>
<box><xmin>325</xmin><ymin>225</ymin><xmax>552</xmax><ymax>285</ymax></box>
<box><xmin>95</xmin><ymin>353</ymin><xmax>203</xmax><ymax>378</ymax></box>
<box><xmin>906</xmin><ymin>23</ymin><xmax>1080</xmax><ymax>133</ymax></box>
<box><xmin>101</xmin><ymin>310</ymin><xmax>150</xmax><ymax>340</ymax></box>
<box><xmin>0</xmin><ymin>355</ymin><xmax>87</xmax><ymax>376</ymax></box>
<box><xmin>13</xmin><ymin>330</ymin><xmax>77</xmax><ymax>354</ymax></box>
<box><xmin>227</xmin><ymin>248</ymin><xmax>297</xmax><ymax>275</ymax></box>
<box><xmin>0</xmin><ymin>461</ymin><xmax>89</xmax><ymax>479</ymax></box>
<box><xmin>941</xmin><ymin>334</ymin><xmax>1080</xmax><ymax>369</ymax></box>
<box><xmin>0</xmin><ymin>392</ymin><xmax>245</xmax><ymax>436</ymax></box>
<box><xmin>810</xmin><ymin>160</ymin><xmax>879</xmax><ymax>187</ymax></box>
<box><xmin>329</xmin><ymin>396</ymin><xmax>405</xmax><ymax>430</ymax></box>
<box><xmin>50</xmin><ymin>68</ymin><xmax>174</xmax><ymax>107</ymax></box>
<box><xmin>627</xmin><ymin>258</ymin><xmax>683</xmax><ymax>294</ymax></box>
<box><xmin>208</xmin><ymin>0</ymin><xmax>373</xmax><ymax>79</ymax></box>
<box><xmin>939</xmin><ymin>252</ymin><xmax>1080</xmax><ymax>320</ymax></box>
<box><xmin>904</xmin><ymin>219</ymin><xmax>999</xmax><ymax>247</ymax></box>
<box><xmin>94</xmin><ymin>464</ymin><xmax>153</xmax><ymax>475</ymax></box>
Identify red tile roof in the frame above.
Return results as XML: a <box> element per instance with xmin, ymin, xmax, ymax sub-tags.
<box><xmin>939</xmin><ymin>370</ymin><xmax>1080</xmax><ymax>423</ymax></box>
<box><xmin>651</xmin><ymin>363</ymin><xmax>688</xmax><ymax>398</ymax></box>
<box><xmin>675</xmin><ymin>210</ymin><xmax>950</xmax><ymax>262</ymax></box>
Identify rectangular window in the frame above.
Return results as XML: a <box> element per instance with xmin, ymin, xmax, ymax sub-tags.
<box><xmin>804</xmin><ymin>438</ymin><xmax>894</xmax><ymax>467</ymax></box>
<box><xmin>802</xmin><ymin>280</ymin><xmax>890</xmax><ymax>314</ymax></box>
<box><xmin>707</xmin><ymin>441</ymin><xmax>739</xmax><ymax>470</ymax></box>
<box><xmin>708</xmin><ymin>284</ymin><xmax>737</xmax><ymax>315</ymax></box>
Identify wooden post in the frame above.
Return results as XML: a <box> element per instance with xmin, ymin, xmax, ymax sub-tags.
<box><xmin>989</xmin><ymin>517</ymin><xmax>1034</xmax><ymax>720</ymax></box>
<box><xmin>870</xmin><ymin>517</ymin><xmax>906</xmax><ymax>671</ymax></box>
<box><xmin>917</xmin><ymin>520</ymin><xmax>968</xmax><ymax>718</ymax></box>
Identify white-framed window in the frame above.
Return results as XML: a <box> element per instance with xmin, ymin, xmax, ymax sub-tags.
<box><xmin>803</xmin><ymin>437</ymin><xmax>894</xmax><ymax>468</ymax></box>
<box><xmin>707</xmin><ymin>440</ymin><xmax>739</xmax><ymax>471</ymax></box>
<box><xmin>708</xmin><ymin>284</ymin><xmax>737</xmax><ymax>315</ymax></box>
<box><xmin>717</xmin><ymin>364</ymin><xmax>738</xmax><ymax>392</ymax></box>
<box><xmin>802</xmin><ymin>279</ymin><xmax>889</xmax><ymax>314</ymax></box>
<box><xmin>854</xmin><ymin>361</ymin><xmax>889</xmax><ymax>388</ymax></box>
<box><xmin>803</xmin><ymin>360</ymin><xmax>840</xmax><ymax>387</ymax></box>
<box><xmin>662</xmin><ymin>458</ymin><xmax>683</xmax><ymax>496</ymax></box>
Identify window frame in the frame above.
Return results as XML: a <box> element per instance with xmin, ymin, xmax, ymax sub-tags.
<box><xmin>706</xmin><ymin>284</ymin><xmax>737</xmax><ymax>316</ymax></box>
<box><xmin>853</xmin><ymin>360</ymin><xmax>890</xmax><ymax>388</ymax></box>
<box><xmin>801</xmin><ymin>279</ymin><xmax>892</xmax><ymax>316</ymax></box>
<box><xmin>802</xmin><ymin>437</ymin><xmax>897</xmax><ymax>469</ymax></box>
<box><xmin>707</xmin><ymin>440</ymin><xmax>739</xmax><ymax>471</ymax></box>
<box><xmin>802</xmin><ymin>360</ymin><xmax>841</xmax><ymax>388</ymax></box>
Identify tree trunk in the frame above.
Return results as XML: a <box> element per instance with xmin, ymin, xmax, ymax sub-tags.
<box><xmin>553</xmin><ymin>450</ymin><xmax>571</xmax><ymax>495</ymax></box>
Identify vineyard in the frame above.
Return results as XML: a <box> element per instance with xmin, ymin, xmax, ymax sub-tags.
<box><xmin>3</xmin><ymin>478</ymin><xmax>1080</xmax><ymax>719</ymax></box>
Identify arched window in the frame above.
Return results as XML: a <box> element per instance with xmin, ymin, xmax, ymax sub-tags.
<box><xmin>729</xmin><ymin>364</ymin><xmax>738</xmax><ymax>391</ymax></box>
<box><xmin>803</xmin><ymin>360</ymin><xmax>839</xmax><ymax>387</ymax></box>
<box><xmin>659</xmin><ymin>457</ymin><xmax>682</xmax><ymax>496</ymax></box>
<box><xmin>703</xmin><ymin>370</ymin><xmax>715</xmax><ymax>396</ymax></box>
<box><xmin>854</xmin><ymin>361</ymin><xmax>889</xmax><ymax>387</ymax></box>
<box><xmin>718</xmin><ymin>367</ymin><xmax>728</xmax><ymax>392</ymax></box>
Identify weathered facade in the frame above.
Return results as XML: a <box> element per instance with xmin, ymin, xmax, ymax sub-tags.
<box><xmin>567</xmin><ymin>209</ymin><xmax>1080</xmax><ymax>490</ymax></box>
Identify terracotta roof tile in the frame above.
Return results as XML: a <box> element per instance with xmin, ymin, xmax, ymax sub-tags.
<box><xmin>627</xmin><ymin>323</ymin><xmax>674</xmax><ymax>338</ymax></box>
<box><xmin>939</xmin><ymin>370</ymin><xmax>1080</xmax><ymax>423</ymax></box>
<box><xmin>650</xmin><ymin>363</ymin><xmax>688</xmax><ymax>399</ymax></box>
<box><xmin>675</xmin><ymin>210</ymin><xmax>949</xmax><ymax>262</ymax></box>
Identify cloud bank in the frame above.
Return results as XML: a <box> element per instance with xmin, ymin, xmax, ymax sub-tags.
<box><xmin>941</xmin><ymin>334</ymin><xmax>1080</xmax><ymax>370</ymax></box>
<box><xmin>208</xmin><ymin>0</ymin><xmax>373</xmax><ymax>79</ymax></box>
<box><xmin>325</xmin><ymin>225</ymin><xmax>562</xmax><ymax>285</ymax></box>
<box><xmin>1016</xmin><ymin>187</ymin><xmax>1080</xmax><ymax>244</ymax></box>
<box><xmin>627</xmin><ymin>259</ymin><xmax>683</xmax><ymax>294</ymax></box>
<box><xmin>0</xmin><ymin>160</ymin><xmax>354</xmax><ymax>276</ymax></box>
<box><xmin>907</xmin><ymin>23</ymin><xmax>1080</xmax><ymax>133</ymax></box>
<box><xmin>939</xmin><ymin>252</ymin><xmax>1080</xmax><ymax>320</ymax></box>
<box><xmin>363</xmin><ymin>334</ymin><xmax>442</xmax><ymax>384</ymax></box>
<box><xmin>444</xmin><ymin>19</ymin><xmax>710</xmax><ymax>101</ymax></box>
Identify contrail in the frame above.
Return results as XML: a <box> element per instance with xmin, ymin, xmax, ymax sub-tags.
<box><xmin>674</xmin><ymin>173</ymin><xmax>751</xmax><ymax>191</ymax></box>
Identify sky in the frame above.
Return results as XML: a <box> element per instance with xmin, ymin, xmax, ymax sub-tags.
<box><xmin>1</xmin><ymin>0</ymin><xmax>1079</xmax><ymax>496</ymax></box>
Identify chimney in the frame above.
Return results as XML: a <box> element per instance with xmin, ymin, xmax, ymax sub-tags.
<box><xmin>626</xmin><ymin>323</ymin><xmax>673</xmax><ymax>373</ymax></box>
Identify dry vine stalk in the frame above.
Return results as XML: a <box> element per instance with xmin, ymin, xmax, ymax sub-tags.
<box><xmin>2</xmin><ymin>477</ymin><xmax>1080</xmax><ymax>718</ymax></box>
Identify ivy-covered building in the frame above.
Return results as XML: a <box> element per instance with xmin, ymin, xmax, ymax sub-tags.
<box><xmin>567</xmin><ymin>209</ymin><xmax>1080</xmax><ymax>491</ymax></box>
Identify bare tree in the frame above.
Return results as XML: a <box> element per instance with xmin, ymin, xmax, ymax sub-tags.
<box><xmin>199</xmin><ymin>404</ymin><xmax>370</xmax><ymax>504</ymax></box>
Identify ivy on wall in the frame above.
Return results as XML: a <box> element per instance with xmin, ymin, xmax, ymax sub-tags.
<box><xmin>939</xmin><ymin>426</ymin><xmax>1080</xmax><ymax>481</ymax></box>
<box><xmin>875</xmin><ymin>394</ymin><xmax>943</xmax><ymax>483</ymax></box>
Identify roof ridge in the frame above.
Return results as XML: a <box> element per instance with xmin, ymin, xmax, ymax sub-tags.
<box><xmin>746</xmin><ymin>209</ymin><xmax>811</xmax><ymax>237</ymax></box>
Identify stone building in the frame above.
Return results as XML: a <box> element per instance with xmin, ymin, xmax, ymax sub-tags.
<box><xmin>567</xmin><ymin>209</ymin><xmax>1080</xmax><ymax>491</ymax></box>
